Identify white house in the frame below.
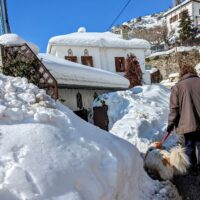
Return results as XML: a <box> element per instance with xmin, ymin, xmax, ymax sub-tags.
<box><xmin>164</xmin><ymin>0</ymin><xmax>200</xmax><ymax>36</ymax></box>
<box><xmin>38</xmin><ymin>53</ymin><xmax>129</xmax><ymax>122</ymax></box>
<box><xmin>47</xmin><ymin>28</ymin><xmax>151</xmax><ymax>84</ymax></box>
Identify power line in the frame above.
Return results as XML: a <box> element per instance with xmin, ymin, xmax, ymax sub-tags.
<box><xmin>107</xmin><ymin>0</ymin><xmax>132</xmax><ymax>31</ymax></box>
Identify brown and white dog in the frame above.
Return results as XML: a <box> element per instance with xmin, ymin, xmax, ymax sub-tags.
<box><xmin>144</xmin><ymin>144</ymin><xmax>190</xmax><ymax>180</ymax></box>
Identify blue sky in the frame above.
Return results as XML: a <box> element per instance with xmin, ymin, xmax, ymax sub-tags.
<box><xmin>7</xmin><ymin>0</ymin><xmax>172</xmax><ymax>52</ymax></box>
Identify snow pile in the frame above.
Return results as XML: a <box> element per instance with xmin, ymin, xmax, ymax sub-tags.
<box><xmin>0</xmin><ymin>34</ymin><xmax>26</xmax><ymax>46</ymax></box>
<box><xmin>38</xmin><ymin>53</ymin><xmax>129</xmax><ymax>88</ymax></box>
<box><xmin>48</xmin><ymin>31</ymin><xmax>150</xmax><ymax>49</ymax></box>
<box><xmin>160</xmin><ymin>73</ymin><xmax>179</xmax><ymax>89</ymax></box>
<box><xmin>0</xmin><ymin>34</ymin><xmax>39</xmax><ymax>54</ymax></box>
<box><xmin>130</xmin><ymin>13</ymin><xmax>165</xmax><ymax>29</ymax></box>
<box><xmin>93</xmin><ymin>85</ymin><xmax>179</xmax><ymax>153</ymax></box>
<box><xmin>148</xmin><ymin>46</ymin><xmax>200</xmax><ymax>58</ymax></box>
<box><xmin>77</xmin><ymin>27</ymin><xmax>87</xmax><ymax>33</ymax></box>
<box><xmin>0</xmin><ymin>74</ymin><xmax>180</xmax><ymax>200</ymax></box>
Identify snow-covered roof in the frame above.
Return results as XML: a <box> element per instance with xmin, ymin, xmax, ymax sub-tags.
<box><xmin>163</xmin><ymin>0</ymin><xmax>194</xmax><ymax>16</ymax></box>
<box><xmin>48</xmin><ymin>31</ymin><xmax>150</xmax><ymax>50</ymax></box>
<box><xmin>38</xmin><ymin>53</ymin><xmax>129</xmax><ymax>89</ymax></box>
<box><xmin>0</xmin><ymin>33</ymin><xmax>39</xmax><ymax>54</ymax></box>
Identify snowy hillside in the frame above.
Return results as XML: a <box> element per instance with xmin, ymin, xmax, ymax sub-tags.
<box><xmin>128</xmin><ymin>13</ymin><xmax>165</xmax><ymax>30</ymax></box>
<box><xmin>93</xmin><ymin>85</ymin><xmax>179</xmax><ymax>153</ymax></box>
<box><xmin>112</xmin><ymin>12</ymin><xmax>166</xmax><ymax>45</ymax></box>
<box><xmin>113</xmin><ymin>13</ymin><xmax>165</xmax><ymax>30</ymax></box>
<box><xmin>0</xmin><ymin>74</ymin><xmax>180</xmax><ymax>200</ymax></box>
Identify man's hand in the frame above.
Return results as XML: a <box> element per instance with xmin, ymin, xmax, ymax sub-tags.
<box><xmin>151</xmin><ymin>141</ymin><xmax>162</xmax><ymax>149</ymax></box>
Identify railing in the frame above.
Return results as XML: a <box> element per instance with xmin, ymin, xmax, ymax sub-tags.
<box><xmin>1</xmin><ymin>43</ymin><xmax>58</xmax><ymax>99</ymax></box>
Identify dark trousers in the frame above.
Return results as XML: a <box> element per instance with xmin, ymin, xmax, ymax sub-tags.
<box><xmin>184</xmin><ymin>131</ymin><xmax>200</xmax><ymax>168</ymax></box>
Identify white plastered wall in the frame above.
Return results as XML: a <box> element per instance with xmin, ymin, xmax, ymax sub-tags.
<box><xmin>50</xmin><ymin>45</ymin><xmax>102</xmax><ymax>69</ymax></box>
<box><xmin>49</xmin><ymin>45</ymin><xmax>150</xmax><ymax>84</ymax></box>
<box><xmin>192</xmin><ymin>2</ymin><xmax>200</xmax><ymax>26</ymax></box>
<box><xmin>58</xmin><ymin>88</ymin><xmax>108</xmax><ymax>111</ymax></box>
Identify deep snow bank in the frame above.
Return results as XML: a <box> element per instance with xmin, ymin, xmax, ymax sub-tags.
<box><xmin>93</xmin><ymin>85</ymin><xmax>179</xmax><ymax>153</ymax></box>
<box><xmin>0</xmin><ymin>74</ymin><xmax>179</xmax><ymax>200</ymax></box>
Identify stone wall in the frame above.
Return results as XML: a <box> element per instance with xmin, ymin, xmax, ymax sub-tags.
<box><xmin>146</xmin><ymin>49</ymin><xmax>200</xmax><ymax>79</ymax></box>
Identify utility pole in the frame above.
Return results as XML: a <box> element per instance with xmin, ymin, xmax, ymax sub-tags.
<box><xmin>0</xmin><ymin>0</ymin><xmax>11</xmax><ymax>34</ymax></box>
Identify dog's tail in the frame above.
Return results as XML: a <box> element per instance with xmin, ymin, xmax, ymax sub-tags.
<box><xmin>170</xmin><ymin>145</ymin><xmax>190</xmax><ymax>174</ymax></box>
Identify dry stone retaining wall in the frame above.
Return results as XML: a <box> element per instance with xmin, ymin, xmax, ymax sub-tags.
<box><xmin>146</xmin><ymin>49</ymin><xmax>200</xmax><ymax>79</ymax></box>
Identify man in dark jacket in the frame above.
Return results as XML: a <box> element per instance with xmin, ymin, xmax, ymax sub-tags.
<box><xmin>167</xmin><ymin>64</ymin><xmax>200</xmax><ymax>172</ymax></box>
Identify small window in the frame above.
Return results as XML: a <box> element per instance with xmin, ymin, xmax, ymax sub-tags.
<box><xmin>115</xmin><ymin>57</ymin><xmax>125</xmax><ymax>72</ymax></box>
<box><xmin>179</xmin><ymin>10</ymin><xmax>188</xmax><ymax>19</ymax></box>
<box><xmin>81</xmin><ymin>56</ymin><xmax>93</xmax><ymax>67</ymax></box>
<box><xmin>84</xmin><ymin>49</ymin><xmax>89</xmax><ymax>56</ymax></box>
<box><xmin>170</xmin><ymin>15</ymin><xmax>178</xmax><ymax>23</ymax></box>
<box><xmin>68</xmin><ymin>49</ymin><xmax>73</xmax><ymax>56</ymax></box>
<box><xmin>76</xmin><ymin>92</ymin><xmax>83</xmax><ymax>109</ymax></box>
<box><xmin>65</xmin><ymin>56</ymin><xmax>77</xmax><ymax>63</ymax></box>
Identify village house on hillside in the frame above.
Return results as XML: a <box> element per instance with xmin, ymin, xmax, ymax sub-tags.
<box><xmin>164</xmin><ymin>0</ymin><xmax>200</xmax><ymax>36</ymax></box>
<box><xmin>47</xmin><ymin>27</ymin><xmax>151</xmax><ymax>84</ymax></box>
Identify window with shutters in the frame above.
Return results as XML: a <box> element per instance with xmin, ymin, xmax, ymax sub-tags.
<box><xmin>81</xmin><ymin>56</ymin><xmax>93</xmax><ymax>67</ymax></box>
<box><xmin>179</xmin><ymin>12</ymin><xmax>183</xmax><ymax>19</ymax></box>
<box><xmin>170</xmin><ymin>15</ymin><xmax>179</xmax><ymax>23</ymax></box>
<box><xmin>115</xmin><ymin>57</ymin><xmax>125</xmax><ymax>72</ymax></box>
<box><xmin>65</xmin><ymin>56</ymin><xmax>77</xmax><ymax>63</ymax></box>
<box><xmin>65</xmin><ymin>49</ymin><xmax>77</xmax><ymax>62</ymax></box>
<box><xmin>179</xmin><ymin>10</ymin><xmax>188</xmax><ymax>19</ymax></box>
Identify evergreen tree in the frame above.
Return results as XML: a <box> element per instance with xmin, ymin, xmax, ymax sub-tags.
<box><xmin>178</xmin><ymin>10</ymin><xmax>197</xmax><ymax>45</ymax></box>
<box><xmin>124</xmin><ymin>54</ymin><xmax>142</xmax><ymax>88</ymax></box>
